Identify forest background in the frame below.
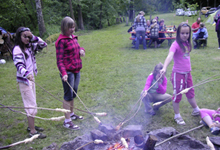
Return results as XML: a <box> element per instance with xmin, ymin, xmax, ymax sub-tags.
<box><xmin>0</xmin><ymin>0</ymin><xmax>220</xmax><ymax>38</ymax></box>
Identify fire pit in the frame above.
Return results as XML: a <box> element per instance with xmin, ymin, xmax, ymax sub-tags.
<box><xmin>55</xmin><ymin>126</ymin><xmax>210</xmax><ymax>150</ymax></box>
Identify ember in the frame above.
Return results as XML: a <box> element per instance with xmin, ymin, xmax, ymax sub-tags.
<box><xmin>107</xmin><ymin>138</ymin><xmax>133</xmax><ymax>150</ymax></box>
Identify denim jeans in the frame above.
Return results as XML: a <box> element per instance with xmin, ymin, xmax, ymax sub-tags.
<box><xmin>135</xmin><ymin>30</ymin><xmax>146</xmax><ymax>49</ymax></box>
<box><xmin>60</xmin><ymin>72</ymin><xmax>80</xmax><ymax>101</ymax></box>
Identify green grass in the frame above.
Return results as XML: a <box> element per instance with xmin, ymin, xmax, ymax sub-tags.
<box><xmin>0</xmin><ymin>13</ymin><xmax>220</xmax><ymax>149</ymax></box>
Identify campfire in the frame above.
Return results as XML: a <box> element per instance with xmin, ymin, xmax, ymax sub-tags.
<box><xmin>107</xmin><ymin>138</ymin><xmax>133</xmax><ymax>150</ymax></box>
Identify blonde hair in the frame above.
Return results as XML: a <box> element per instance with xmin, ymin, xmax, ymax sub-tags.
<box><xmin>61</xmin><ymin>16</ymin><xmax>75</xmax><ymax>35</ymax></box>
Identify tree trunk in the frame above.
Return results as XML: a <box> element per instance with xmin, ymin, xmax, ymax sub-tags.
<box><xmin>99</xmin><ymin>3</ymin><xmax>103</xmax><ymax>29</ymax></box>
<box><xmin>35</xmin><ymin>0</ymin><xmax>46</xmax><ymax>37</ymax></box>
<box><xmin>78</xmin><ymin>0</ymin><xmax>84</xmax><ymax>30</ymax></box>
<box><xmin>69</xmin><ymin>0</ymin><xmax>75</xmax><ymax>21</ymax></box>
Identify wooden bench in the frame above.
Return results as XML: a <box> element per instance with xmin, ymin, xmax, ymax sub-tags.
<box><xmin>129</xmin><ymin>37</ymin><xmax>176</xmax><ymax>47</ymax></box>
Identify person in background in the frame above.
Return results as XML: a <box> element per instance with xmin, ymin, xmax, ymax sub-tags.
<box><xmin>148</xmin><ymin>19</ymin><xmax>159</xmax><ymax>47</ymax></box>
<box><xmin>214</xmin><ymin>15</ymin><xmax>220</xmax><ymax>49</ymax></box>
<box><xmin>142</xmin><ymin>63</ymin><xmax>172</xmax><ymax>116</ymax></box>
<box><xmin>133</xmin><ymin>11</ymin><xmax>147</xmax><ymax>50</ymax></box>
<box><xmin>12</xmin><ymin>27</ymin><xmax>47</xmax><ymax>138</ymax></box>
<box><xmin>157</xmin><ymin>19</ymin><xmax>166</xmax><ymax>47</ymax></box>
<box><xmin>55</xmin><ymin>16</ymin><xmax>85</xmax><ymax>130</ymax></box>
<box><xmin>192</xmin><ymin>23</ymin><xmax>208</xmax><ymax>49</ymax></box>
<box><xmin>160</xmin><ymin>22</ymin><xmax>200</xmax><ymax>125</ymax></box>
<box><xmin>191</xmin><ymin>17</ymin><xmax>201</xmax><ymax>33</ymax></box>
<box><xmin>127</xmin><ymin>24</ymin><xmax>136</xmax><ymax>47</ymax></box>
<box><xmin>200</xmin><ymin>107</ymin><xmax>220</xmax><ymax>135</ymax></box>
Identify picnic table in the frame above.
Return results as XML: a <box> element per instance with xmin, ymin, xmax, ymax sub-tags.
<box><xmin>129</xmin><ymin>30</ymin><xmax>176</xmax><ymax>47</ymax></box>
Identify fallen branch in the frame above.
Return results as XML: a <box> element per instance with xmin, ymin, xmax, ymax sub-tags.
<box><xmin>155</xmin><ymin>125</ymin><xmax>204</xmax><ymax>147</ymax></box>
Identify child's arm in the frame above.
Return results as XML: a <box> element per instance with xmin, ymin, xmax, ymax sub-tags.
<box><xmin>160</xmin><ymin>51</ymin><xmax>174</xmax><ymax>75</ymax></box>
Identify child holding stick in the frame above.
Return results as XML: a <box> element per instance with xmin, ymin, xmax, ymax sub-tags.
<box><xmin>142</xmin><ymin>63</ymin><xmax>172</xmax><ymax>115</ymax></box>
<box><xmin>160</xmin><ymin>22</ymin><xmax>200</xmax><ymax>125</ymax></box>
<box><xmin>13</xmin><ymin>27</ymin><xmax>47</xmax><ymax>138</ymax></box>
<box><xmin>55</xmin><ymin>16</ymin><xmax>85</xmax><ymax>130</ymax></box>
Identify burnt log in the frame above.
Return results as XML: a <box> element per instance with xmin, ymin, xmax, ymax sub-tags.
<box><xmin>143</xmin><ymin>134</ymin><xmax>158</xmax><ymax>150</ymax></box>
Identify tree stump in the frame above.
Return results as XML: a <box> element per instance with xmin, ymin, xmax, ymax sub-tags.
<box><xmin>143</xmin><ymin>134</ymin><xmax>158</xmax><ymax>150</ymax></box>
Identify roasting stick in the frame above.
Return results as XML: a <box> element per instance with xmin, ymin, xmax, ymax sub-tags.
<box><xmin>153</xmin><ymin>74</ymin><xmax>220</xmax><ymax>108</ymax></box>
<box><xmin>0</xmin><ymin>106</ymin><xmax>70</xmax><ymax>113</ymax></box>
<box><xmin>206</xmin><ymin>136</ymin><xmax>215</xmax><ymax>150</ymax></box>
<box><xmin>75</xmin><ymin>139</ymin><xmax>104</xmax><ymax>150</ymax></box>
<box><xmin>65</xmin><ymin>81</ymin><xmax>104</xmax><ymax>124</ymax></box>
<box><xmin>0</xmin><ymin>134</ymin><xmax>39</xmax><ymax>150</ymax></box>
<box><xmin>0</xmin><ymin>103</ymin><xmax>65</xmax><ymax>121</ymax></box>
<box><xmin>115</xmin><ymin>74</ymin><xmax>164</xmax><ymax>131</ymax></box>
<box><xmin>155</xmin><ymin>124</ymin><xmax>204</xmax><ymax>147</ymax></box>
<box><xmin>35</xmin><ymin>81</ymin><xmax>107</xmax><ymax>117</ymax></box>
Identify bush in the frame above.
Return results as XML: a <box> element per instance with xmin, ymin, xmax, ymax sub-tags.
<box><xmin>45</xmin><ymin>33</ymin><xmax>60</xmax><ymax>44</ymax></box>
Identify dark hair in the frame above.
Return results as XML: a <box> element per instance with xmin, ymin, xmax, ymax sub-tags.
<box><xmin>14</xmin><ymin>27</ymin><xmax>31</xmax><ymax>59</ymax></box>
<box><xmin>176</xmin><ymin>22</ymin><xmax>192</xmax><ymax>53</ymax></box>
<box><xmin>152</xmin><ymin>63</ymin><xmax>164</xmax><ymax>80</ymax></box>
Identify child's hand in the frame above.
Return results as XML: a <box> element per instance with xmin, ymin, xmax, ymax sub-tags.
<box><xmin>160</xmin><ymin>68</ymin><xmax>166</xmax><ymax>75</ymax></box>
<box><xmin>27</xmin><ymin>74</ymin><xmax>34</xmax><ymax>81</ymax></box>
<box><xmin>141</xmin><ymin>90</ymin><xmax>147</xmax><ymax>97</ymax></box>
<box><xmin>62</xmin><ymin>75</ymin><xmax>68</xmax><ymax>82</ymax></box>
<box><xmin>212</xmin><ymin>113</ymin><xmax>220</xmax><ymax>118</ymax></box>
<box><xmin>217</xmin><ymin>107</ymin><xmax>220</xmax><ymax>112</ymax></box>
<box><xmin>80</xmin><ymin>49</ymin><xmax>85</xmax><ymax>57</ymax></box>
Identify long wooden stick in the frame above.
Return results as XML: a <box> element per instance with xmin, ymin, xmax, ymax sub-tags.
<box><xmin>155</xmin><ymin>125</ymin><xmax>204</xmax><ymax>147</ymax></box>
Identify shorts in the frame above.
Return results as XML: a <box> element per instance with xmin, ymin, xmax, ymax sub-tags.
<box><xmin>60</xmin><ymin>72</ymin><xmax>80</xmax><ymax>101</ymax></box>
<box><xmin>19</xmin><ymin>81</ymin><xmax>37</xmax><ymax>116</ymax></box>
<box><xmin>200</xmin><ymin>109</ymin><xmax>220</xmax><ymax>122</ymax></box>
<box><xmin>171</xmin><ymin>72</ymin><xmax>195</xmax><ymax>103</ymax></box>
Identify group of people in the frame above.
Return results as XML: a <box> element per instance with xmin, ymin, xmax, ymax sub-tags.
<box><xmin>129</xmin><ymin>11</ymin><xmax>167</xmax><ymax>49</ymax></box>
<box><xmin>12</xmin><ymin>16</ymin><xmax>85</xmax><ymax>138</ymax></box>
<box><xmin>191</xmin><ymin>17</ymin><xmax>208</xmax><ymax>49</ymax></box>
<box><xmin>141</xmin><ymin>22</ymin><xmax>220</xmax><ymax>135</ymax></box>
<box><xmin>12</xmin><ymin>14</ymin><xmax>220</xmax><ymax>140</ymax></box>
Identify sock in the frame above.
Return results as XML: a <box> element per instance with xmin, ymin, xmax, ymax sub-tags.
<box><xmin>174</xmin><ymin>113</ymin><xmax>181</xmax><ymax>119</ymax></box>
<box><xmin>64</xmin><ymin>118</ymin><xmax>71</xmax><ymax>123</ymax></box>
<box><xmin>193</xmin><ymin>106</ymin><xmax>200</xmax><ymax>112</ymax></box>
<box><xmin>70</xmin><ymin>112</ymin><xmax>74</xmax><ymax>116</ymax></box>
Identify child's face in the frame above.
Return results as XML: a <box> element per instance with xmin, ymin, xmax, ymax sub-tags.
<box><xmin>66</xmin><ymin>26</ymin><xmax>75</xmax><ymax>36</ymax></box>
<box><xmin>21</xmin><ymin>31</ymin><xmax>30</xmax><ymax>45</ymax></box>
<box><xmin>180</xmin><ymin>26</ymin><xmax>190</xmax><ymax>42</ymax></box>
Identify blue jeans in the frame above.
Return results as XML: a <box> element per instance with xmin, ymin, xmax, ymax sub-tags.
<box><xmin>60</xmin><ymin>72</ymin><xmax>80</xmax><ymax>101</ymax></box>
<box><xmin>135</xmin><ymin>30</ymin><xmax>146</xmax><ymax>49</ymax></box>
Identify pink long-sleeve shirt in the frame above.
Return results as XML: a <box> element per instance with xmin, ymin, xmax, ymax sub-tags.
<box><xmin>143</xmin><ymin>73</ymin><xmax>167</xmax><ymax>94</ymax></box>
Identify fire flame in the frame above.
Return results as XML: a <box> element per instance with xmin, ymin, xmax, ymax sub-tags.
<box><xmin>107</xmin><ymin>139</ymin><xmax>133</xmax><ymax>150</ymax></box>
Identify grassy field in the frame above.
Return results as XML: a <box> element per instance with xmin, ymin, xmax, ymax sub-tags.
<box><xmin>0</xmin><ymin>13</ymin><xmax>220</xmax><ymax>149</ymax></box>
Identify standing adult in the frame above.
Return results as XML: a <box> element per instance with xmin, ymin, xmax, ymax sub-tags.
<box><xmin>133</xmin><ymin>11</ymin><xmax>147</xmax><ymax>50</ymax></box>
<box><xmin>55</xmin><ymin>16</ymin><xmax>85</xmax><ymax>130</ymax></box>
<box><xmin>191</xmin><ymin>18</ymin><xmax>201</xmax><ymax>33</ymax></box>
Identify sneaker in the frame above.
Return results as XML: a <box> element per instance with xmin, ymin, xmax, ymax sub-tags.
<box><xmin>210</xmin><ymin>127</ymin><xmax>220</xmax><ymax>135</ymax></box>
<box><xmin>70</xmin><ymin>114</ymin><xmax>84</xmax><ymax>120</ymax></box>
<box><xmin>199</xmin><ymin>120</ymin><xmax>208</xmax><ymax>127</ymax></box>
<box><xmin>191</xmin><ymin>110</ymin><xmax>200</xmax><ymax>116</ymax></box>
<box><xmin>63</xmin><ymin>121</ymin><xmax>80</xmax><ymax>130</ymax></box>
<box><xmin>27</xmin><ymin>126</ymin><xmax>44</xmax><ymax>132</ymax></box>
<box><xmin>29</xmin><ymin>131</ymin><xmax>46</xmax><ymax>139</ymax></box>
<box><xmin>218</xmin><ymin>47</ymin><xmax>220</xmax><ymax>49</ymax></box>
<box><xmin>174</xmin><ymin>117</ymin><xmax>186</xmax><ymax>125</ymax></box>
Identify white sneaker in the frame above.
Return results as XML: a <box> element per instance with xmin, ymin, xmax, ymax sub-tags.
<box><xmin>174</xmin><ymin>117</ymin><xmax>186</xmax><ymax>125</ymax></box>
<box><xmin>191</xmin><ymin>110</ymin><xmax>200</xmax><ymax>116</ymax></box>
<box><xmin>218</xmin><ymin>47</ymin><xmax>220</xmax><ymax>49</ymax></box>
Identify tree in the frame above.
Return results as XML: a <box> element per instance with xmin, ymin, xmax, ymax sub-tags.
<box><xmin>77</xmin><ymin>0</ymin><xmax>84</xmax><ymax>30</ymax></box>
<box><xmin>35</xmin><ymin>0</ymin><xmax>46</xmax><ymax>37</ymax></box>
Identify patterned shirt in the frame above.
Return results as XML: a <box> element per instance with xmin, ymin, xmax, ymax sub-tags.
<box><xmin>133</xmin><ymin>15</ymin><xmax>147</xmax><ymax>31</ymax></box>
<box><xmin>55</xmin><ymin>34</ymin><xmax>85</xmax><ymax>76</ymax></box>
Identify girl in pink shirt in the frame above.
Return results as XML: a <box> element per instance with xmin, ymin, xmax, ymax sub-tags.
<box><xmin>160</xmin><ymin>22</ymin><xmax>200</xmax><ymax>125</ymax></box>
<box><xmin>142</xmin><ymin>63</ymin><xmax>172</xmax><ymax>115</ymax></box>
